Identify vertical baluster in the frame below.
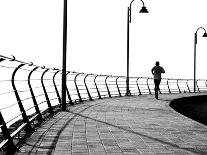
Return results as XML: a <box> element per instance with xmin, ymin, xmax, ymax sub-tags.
<box><xmin>28</xmin><ymin>66</ymin><xmax>43</xmax><ymax>121</ymax></box>
<box><xmin>177</xmin><ymin>79</ymin><xmax>181</xmax><ymax>93</ymax></box>
<box><xmin>167</xmin><ymin>79</ymin><xmax>171</xmax><ymax>94</ymax></box>
<box><xmin>74</xmin><ymin>73</ymin><xmax>83</xmax><ymax>102</ymax></box>
<box><xmin>41</xmin><ymin>67</ymin><xmax>53</xmax><ymax>113</ymax></box>
<box><xmin>186</xmin><ymin>80</ymin><xmax>190</xmax><ymax>93</ymax></box>
<box><xmin>105</xmin><ymin>76</ymin><xmax>112</xmax><ymax>98</ymax></box>
<box><xmin>147</xmin><ymin>78</ymin><xmax>151</xmax><ymax>94</ymax></box>
<box><xmin>11</xmin><ymin>63</ymin><xmax>33</xmax><ymax>132</ymax></box>
<box><xmin>0</xmin><ymin>58</ymin><xmax>18</xmax><ymax>152</ymax></box>
<box><xmin>53</xmin><ymin>69</ymin><xmax>61</xmax><ymax>104</ymax></box>
<box><xmin>196</xmin><ymin>79</ymin><xmax>200</xmax><ymax>92</ymax></box>
<box><xmin>205</xmin><ymin>80</ymin><xmax>207</xmax><ymax>91</ymax></box>
<box><xmin>94</xmin><ymin>75</ymin><xmax>102</xmax><ymax>99</ymax></box>
<box><xmin>136</xmin><ymin>77</ymin><xmax>141</xmax><ymax>95</ymax></box>
<box><xmin>116</xmin><ymin>77</ymin><xmax>122</xmax><ymax>97</ymax></box>
<box><xmin>127</xmin><ymin>77</ymin><xmax>132</xmax><ymax>96</ymax></box>
<box><xmin>0</xmin><ymin>112</ymin><xmax>18</xmax><ymax>152</ymax></box>
<box><xmin>84</xmin><ymin>74</ymin><xmax>93</xmax><ymax>101</ymax></box>
<box><xmin>66</xmin><ymin>71</ymin><xmax>73</xmax><ymax>105</ymax></box>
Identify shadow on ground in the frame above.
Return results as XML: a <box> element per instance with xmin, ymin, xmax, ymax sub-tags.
<box><xmin>170</xmin><ymin>95</ymin><xmax>207</xmax><ymax>126</ymax></box>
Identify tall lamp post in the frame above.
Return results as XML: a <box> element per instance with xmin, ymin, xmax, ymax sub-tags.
<box><xmin>193</xmin><ymin>27</ymin><xmax>207</xmax><ymax>92</ymax></box>
<box><xmin>62</xmin><ymin>0</ymin><xmax>67</xmax><ymax>110</ymax></box>
<box><xmin>126</xmin><ymin>0</ymin><xmax>148</xmax><ymax>96</ymax></box>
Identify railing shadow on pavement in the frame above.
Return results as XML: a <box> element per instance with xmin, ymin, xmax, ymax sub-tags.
<box><xmin>0</xmin><ymin>54</ymin><xmax>206</xmax><ymax>153</ymax></box>
<box><xmin>21</xmin><ymin>104</ymin><xmax>207</xmax><ymax>155</ymax></box>
<box><xmin>68</xmin><ymin>111</ymin><xmax>207</xmax><ymax>155</ymax></box>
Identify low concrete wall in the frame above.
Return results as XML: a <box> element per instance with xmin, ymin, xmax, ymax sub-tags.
<box><xmin>170</xmin><ymin>95</ymin><xmax>207</xmax><ymax>126</ymax></box>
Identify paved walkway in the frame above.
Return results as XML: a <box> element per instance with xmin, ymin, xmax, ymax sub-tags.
<box><xmin>17</xmin><ymin>93</ymin><xmax>207</xmax><ymax>155</ymax></box>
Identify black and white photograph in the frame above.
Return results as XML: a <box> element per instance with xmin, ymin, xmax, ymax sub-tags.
<box><xmin>0</xmin><ymin>0</ymin><xmax>207</xmax><ymax>154</ymax></box>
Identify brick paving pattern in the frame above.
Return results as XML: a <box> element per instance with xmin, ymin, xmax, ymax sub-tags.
<box><xmin>17</xmin><ymin>94</ymin><xmax>207</xmax><ymax>155</ymax></box>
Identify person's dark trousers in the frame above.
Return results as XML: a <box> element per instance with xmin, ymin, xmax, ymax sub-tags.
<box><xmin>154</xmin><ymin>79</ymin><xmax>161</xmax><ymax>99</ymax></box>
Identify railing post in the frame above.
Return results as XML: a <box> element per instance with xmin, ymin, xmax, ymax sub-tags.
<box><xmin>116</xmin><ymin>77</ymin><xmax>122</xmax><ymax>97</ymax></box>
<box><xmin>11</xmin><ymin>63</ymin><xmax>34</xmax><ymax>132</ymax></box>
<box><xmin>0</xmin><ymin>58</ymin><xmax>5</xmax><ymax>62</ymax></box>
<box><xmin>41</xmin><ymin>68</ymin><xmax>53</xmax><ymax>113</ymax></box>
<box><xmin>94</xmin><ymin>75</ymin><xmax>102</xmax><ymax>99</ymax></box>
<box><xmin>66</xmin><ymin>71</ymin><xmax>73</xmax><ymax>105</ymax></box>
<box><xmin>147</xmin><ymin>78</ymin><xmax>151</xmax><ymax>94</ymax></box>
<box><xmin>28</xmin><ymin>66</ymin><xmax>43</xmax><ymax>122</ymax></box>
<box><xmin>126</xmin><ymin>76</ymin><xmax>131</xmax><ymax>96</ymax></box>
<box><xmin>167</xmin><ymin>79</ymin><xmax>171</xmax><ymax>94</ymax></box>
<box><xmin>84</xmin><ymin>74</ymin><xmax>93</xmax><ymax>101</ymax></box>
<box><xmin>136</xmin><ymin>77</ymin><xmax>141</xmax><ymax>95</ymax></box>
<box><xmin>0</xmin><ymin>112</ymin><xmax>18</xmax><ymax>152</ymax></box>
<box><xmin>74</xmin><ymin>73</ymin><xmax>83</xmax><ymax>102</ymax></box>
<box><xmin>0</xmin><ymin>57</ymin><xmax>17</xmax><ymax>152</ymax></box>
<box><xmin>205</xmin><ymin>80</ymin><xmax>207</xmax><ymax>90</ymax></box>
<box><xmin>105</xmin><ymin>76</ymin><xmax>112</xmax><ymax>98</ymax></box>
<box><xmin>196</xmin><ymin>79</ymin><xmax>200</xmax><ymax>92</ymax></box>
<box><xmin>177</xmin><ymin>79</ymin><xmax>181</xmax><ymax>93</ymax></box>
<box><xmin>53</xmin><ymin>70</ymin><xmax>61</xmax><ymax>104</ymax></box>
<box><xmin>186</xmin><ymin>80</ymin><xmax>190</xmax><ymax>93</ymax></box>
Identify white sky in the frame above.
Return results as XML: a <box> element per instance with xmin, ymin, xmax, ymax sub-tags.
<box><xmin>1</xmin><ymin>0</ymin><xmax>207</xmax><ymax>79</ymax></box>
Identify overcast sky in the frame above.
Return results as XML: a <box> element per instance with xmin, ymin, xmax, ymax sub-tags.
<box><xmin>1</xmin><ymin>0</ymin><xmax>207</xmax><ymax>79</ymax></box>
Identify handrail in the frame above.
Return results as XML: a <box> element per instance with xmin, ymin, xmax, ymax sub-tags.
<box><xmin>0</xmin><ymin>55</ymin><xmax>207</xmax><ymax>153</ymax></box>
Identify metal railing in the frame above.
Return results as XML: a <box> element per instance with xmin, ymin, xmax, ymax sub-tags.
<box><xmin>0</xmin><ymin>55</ymin><xmax>206</xmax><ymax>153</ymax></box>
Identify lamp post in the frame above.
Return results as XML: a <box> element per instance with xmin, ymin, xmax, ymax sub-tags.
<box><xmin>193</xmin><ymin>27</ymin><xmax>207</xmax><ymax>92</ymax></box>
<box><xmin>62</xmin><ymin>0</ymin><xmax>67</xmax><ymax>110</ymax></box>
<box><xmin>126</xmin><ymin>0</ymin><xmax>148</xmax><ymax>96</ymax></box>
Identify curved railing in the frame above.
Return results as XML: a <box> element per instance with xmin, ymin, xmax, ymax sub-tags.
<box><xmin>0</xmin><ymin>55</ymin><xmax>206</xmax><ymax>152</ymax></box>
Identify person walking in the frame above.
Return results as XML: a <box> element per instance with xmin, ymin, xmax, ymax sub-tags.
<box><xmin>151</xmin><ymin>61</ymin><xmax>165</xmax><ymax>99</ymax></box>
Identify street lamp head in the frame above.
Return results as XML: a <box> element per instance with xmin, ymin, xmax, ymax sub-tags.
<box><xmin>139</xmin><ymin>6</ymin><xmax>149</xmax><ymax>13</ymax></box>
<box><xmin>202</xmin><ymin>32</ymin><xmax>207</xmax><ymax>37</ymax></box>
